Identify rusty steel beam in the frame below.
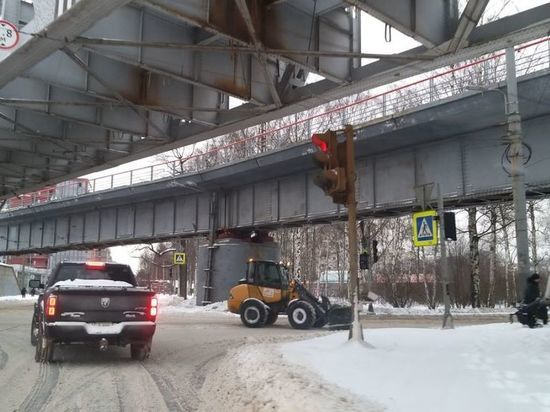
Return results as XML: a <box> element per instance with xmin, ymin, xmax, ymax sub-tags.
<box><xmin>61</xmin><ymin>47</ymin><xmax>172</xmax><ymax>141</ymax></box>
<box><xmin>0</xmin><ymin>97</ymin><xmax>263</xmax><ymax>113</ymax></box>
<box><xmin>234</xmin><ymin>0</ymin><xmax>282</xmax><ymax>107</ymax></box>
<box><xmin>136</xmin><ymin>0</ymin><xmax>349</xmax><ymax>84</ymax></box>
<box><xmin>73</xmin><ymin>36</ymin><xmax>433</xmax><ymax>61</ymax></box>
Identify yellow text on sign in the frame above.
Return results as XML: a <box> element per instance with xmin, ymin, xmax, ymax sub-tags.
<box><xmin>173</xmin><ymin>252</ymin><xmax>186</xmax><ymax>265</ymax></box>
<box><xmin>412</xmin><ymin>210</ymin><xmax>438</xmax><ymax>247</ymax></box>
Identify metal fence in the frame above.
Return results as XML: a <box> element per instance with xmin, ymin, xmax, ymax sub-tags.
<box><xmin>3</xmin><ymin>37</ymin><xmax>549</xmax><ymax>211</ymax></box>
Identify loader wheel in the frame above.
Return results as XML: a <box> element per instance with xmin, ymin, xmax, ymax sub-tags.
<box><xmin>265</xmin><ymin>310</ymin><xmax>279</xmax><ymax>325</ymax></box>
<box><xmin>288</xmin><ymin>300</ymin><xmax>316</xmax><ymax>330</ymax></box>
<box><xmin>240</xmin><ymin>300</ymin><xmax>267</xmax><ymax>328</ymax></box>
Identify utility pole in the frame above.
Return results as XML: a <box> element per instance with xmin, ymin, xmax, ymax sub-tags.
<box><xmin>437</xmin><ymin>184</ymin><xmax>453</xmax><ymax>329</ymax></box>
<box><xmin>344</xmin><ymin>125</ymin><xmax>363</xmax><ymax>341</ymax></box>
<box><xmin>506</xmin><ymin>46</ymin><xmax>530</xmax><ymax>298</ymax></box>
<box><xmin>177</xmin><ymin>239</ymin><xmax>187</xmax><ymax>298</ymax></box>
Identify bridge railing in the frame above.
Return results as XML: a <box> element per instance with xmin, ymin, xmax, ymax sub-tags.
<box><xmin>3</xmin><ymin>37</ymin><xmax>549</xmax><ymax>210</ymax></box>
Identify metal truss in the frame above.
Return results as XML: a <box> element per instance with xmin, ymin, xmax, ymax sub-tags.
<box><xmin>0</xmin><ymin>0</ymin><xmax>548</xmax><ymax>198</ymax></box>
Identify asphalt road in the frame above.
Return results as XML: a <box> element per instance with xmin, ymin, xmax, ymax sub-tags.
<box><xmin>0</xmin><ymin>302</ymin><xmax>510</xmax><ymax>412</ymax></box>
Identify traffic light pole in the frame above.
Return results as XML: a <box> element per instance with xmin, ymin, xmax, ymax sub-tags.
<box><xmin>437</xmin><ymin>184</ymin><xmax>454</xmax><ymax>329</ymax></box>
<box><xmin>345</xmin><ymin>125</ymin><xmax>363</xmax><ymax>342</ymax></box>
<box><xmin>177</xmin><ymin>238</ymin><xmax>187</xmax><ymax>298</ymax></box>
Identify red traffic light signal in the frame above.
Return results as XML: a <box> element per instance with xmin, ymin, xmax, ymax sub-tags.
<box><xmin>311</xmin><ymin>130</ymin><xmax>347</xmax><ymax>203</ymax></box>
<box><xmin>311</xmin><ymin>134</ymin><xmax>329</xmax><ymax>153</ymax></box>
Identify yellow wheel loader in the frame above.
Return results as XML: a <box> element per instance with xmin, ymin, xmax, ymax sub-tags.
<box><xmin>228</xmin><ymin>260</ymin><xmax>349</xmax><ymax>329</ymax></box>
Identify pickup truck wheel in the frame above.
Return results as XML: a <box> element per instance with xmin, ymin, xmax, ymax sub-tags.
<box><xmin>35</xmin><ymin>326</ymin><xmax>54</xmax><ymax>363</ymax></box>
<box><xmin>131</xmin><ymin>339</ymin><xmax>151</xmax><ymax>361</ymax></box>
<box><xmin>30</xmin><ymin>313</ymin><xmax>39</xmax><ymax>346</ymax></box>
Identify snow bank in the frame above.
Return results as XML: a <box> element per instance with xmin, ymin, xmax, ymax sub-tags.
<box><xmin>369</xmin><ymin>303</ymin><xmax>514</xmax><ymax>316</ymax></box>
<box><xmin>199</xmin><ymin>344</ymin><xmax>381</xmax><ymax>412</ymax></box>
<box><xmin>0</xmin><ymin>295</ymin><xmax>38</xmax><ymax>302</ymax></box>
<box><xmin>158</xmin><ymin>295</ymin><xmax>231</xmax><ymax>314</ymax></box>
<box><xmin>283</xmin><ymin>324</ymin><xmax>550</xmax><ymax>412</ymax></box>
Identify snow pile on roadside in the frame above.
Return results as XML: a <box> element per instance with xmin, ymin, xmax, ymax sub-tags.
<box><xmin>369</xmin><ymin>303</ymin><xmax>514</xmax><ymax>316</ymax></box>
<box><xmin>158</xmin><ymin>294</ymin><xmax>230</xmax><ymax>314</ymax></box>
<box><xmin>282</xmin><ymin>324</ymin><xmax>550</xmax><ymax>412</ymax></box>
<box><xmin>199</xmin><ymin>342</ymin><xmax>382</xmax><ymax>412</ymax></box>
<box><xmin>0</xmin><ymin>295</ymin><xmax>38</xmax><ymax>303</ymax></box>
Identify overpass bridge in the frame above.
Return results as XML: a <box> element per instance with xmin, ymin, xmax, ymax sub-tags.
<box><xmin>0</xmin><ymin>0</ymin><xmax>549</xmax><ymax>198</ymax></box>
<box><xmin>1</xmin><ymin>64</ymin><xmax>550</xmax><ymax>255</ymax></box>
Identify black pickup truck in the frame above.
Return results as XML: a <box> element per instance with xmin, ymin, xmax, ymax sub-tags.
<box><xmin>30</xmin><ymin>261</ymin><xmax>157</xmax><ymax>363</ymax></box>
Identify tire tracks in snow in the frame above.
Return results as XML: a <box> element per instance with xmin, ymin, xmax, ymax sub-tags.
<box><xmin>0</xmin><ymin>345</ymin><xmax>8</xmax><ymax>370</ymax></box>
<box><xmin>140</xmin><ymin>362</ymin><xmax>189</xmax><ymax>412</ymax></box>
<box><xmin>18</xmin><ymin>362</ymin><xmax>60</xmax><ymax>412</ymax></box>
<box><xmin>111</xmin><ymin>366</ymin><xmax>126</xmax><ymax>412</ymax></box>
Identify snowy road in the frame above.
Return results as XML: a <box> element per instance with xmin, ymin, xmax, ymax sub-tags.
<box><xmin>0</xmin><ymin>302</ymin><xmax>510</xmax><ymax>412</ymax></box>
<box><xmin>0</xmin><ymin>302</ymin><xmax>334</xmax><ymax>412</ymax></box>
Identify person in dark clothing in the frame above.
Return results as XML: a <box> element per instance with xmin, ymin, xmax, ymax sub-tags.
<box><xmin>20</xmin><ymin>287</ymin><xmax>27</xmax><ymax>298</ymax></box>
<box><xmin>523</xmin><ymin>273</ymin><xmax>548</xmax><ymax>327</ymax></box>
<box><xmin>524</xmin><ymin>273</ymin><xmax>541</xmax><ymax>304</ymax></box>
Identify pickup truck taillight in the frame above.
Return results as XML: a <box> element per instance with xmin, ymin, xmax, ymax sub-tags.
<box><xmin>149</xmin><ymin>296</ymin><xmax>158</xmax><ymax>320</ymax></box>
<box><xmin>46</xmin><ymin>295</ymin><xmax>58</xmax><ymax>318</ymax></box>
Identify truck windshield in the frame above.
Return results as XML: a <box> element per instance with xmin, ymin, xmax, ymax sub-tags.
<box><xmin>53</xmin><ymin>264</ymin><xmax>136</xmax><ymax>286</ymax></box>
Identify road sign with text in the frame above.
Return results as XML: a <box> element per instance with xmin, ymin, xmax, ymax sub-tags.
<box><xmin>412</xmin><ymin>211</ymin><xmax>438</xmax><ymax>247</ymax></box>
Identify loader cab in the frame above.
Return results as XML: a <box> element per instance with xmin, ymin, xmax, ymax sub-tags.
<box><xmin>244</xmin><ymin>260</ymin><xmax>289</xmax><ymax>290</ymax></box>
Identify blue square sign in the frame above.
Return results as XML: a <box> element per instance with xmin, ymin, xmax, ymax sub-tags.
<box><xmin>412</xmin><ymin>211</ymin><xmax>438</xmax><ymax>247</ymax></box>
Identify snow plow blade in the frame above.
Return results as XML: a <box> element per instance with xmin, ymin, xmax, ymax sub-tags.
<box><xmin>327</xmin><ymin>306</ymin><xmax>352</xmax><ymax>330</ymax></box>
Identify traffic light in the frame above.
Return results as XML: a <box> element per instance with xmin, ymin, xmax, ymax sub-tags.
<box><xmin>444</xmin><ymin>212</ymin><xmax>457</xmax><ymax>241</ymax></box>
<box><xmin>311</xmin><ymin>130</ymin><xmax>347</xmax><ymax>204</ymax></box>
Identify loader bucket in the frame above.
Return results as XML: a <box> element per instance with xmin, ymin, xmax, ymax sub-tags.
<box><xmin>327</xmin><ymin>305</ymin><xmax>352</xmax><ymax>330</ymax></box>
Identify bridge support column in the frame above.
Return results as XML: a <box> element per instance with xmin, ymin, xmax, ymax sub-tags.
<box><xmin>202</xmin><ymin>192</ymin><xmax>218</xmax><ymax>305</ymax></box>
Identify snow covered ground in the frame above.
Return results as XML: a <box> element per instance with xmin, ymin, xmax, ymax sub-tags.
<box><xmin>157</xmin><ymin>295</ymin><xmax>231</xmax><ymax>315</ymax></box>
<box><xmin>369</xmin><ymin>303</ymin><xmax>514</xmax><ymax>316</ymax></box>
<box><xmin>282</xmin><ymin>324</ymin><xmax>550</xmax><ymax>412</ymax></box>
<box><xmin>0</xmin><ymin>295</ymin><xmax>38</xmax><ymax>303</ymax></box>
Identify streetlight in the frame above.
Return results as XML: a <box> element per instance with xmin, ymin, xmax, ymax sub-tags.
<box><xmin>465</xmin><ymin>46</ymin><xmax>530</xmax><ymax>298</ymax></box>
<box><xmin>465</xmin><ymin>85</ymin><xmax>509</xmax><ymax>113</ymax></box>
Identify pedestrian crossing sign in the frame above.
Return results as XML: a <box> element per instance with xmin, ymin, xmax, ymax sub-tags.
<box><xmin>173</xmin><ymin>252</ymin><xmax>186</xmax><ymax>265</ymax></box>
<box><xmin>412</xmin><ymin>210</ymin><xmax>438</xmax><ymax>247</ymax></box>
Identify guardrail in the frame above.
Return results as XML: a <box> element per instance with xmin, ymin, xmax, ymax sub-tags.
<box><xmin>3</xmin><ymin>37</ymin><xmax>549</xmax><ymax>211</ymax></box>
